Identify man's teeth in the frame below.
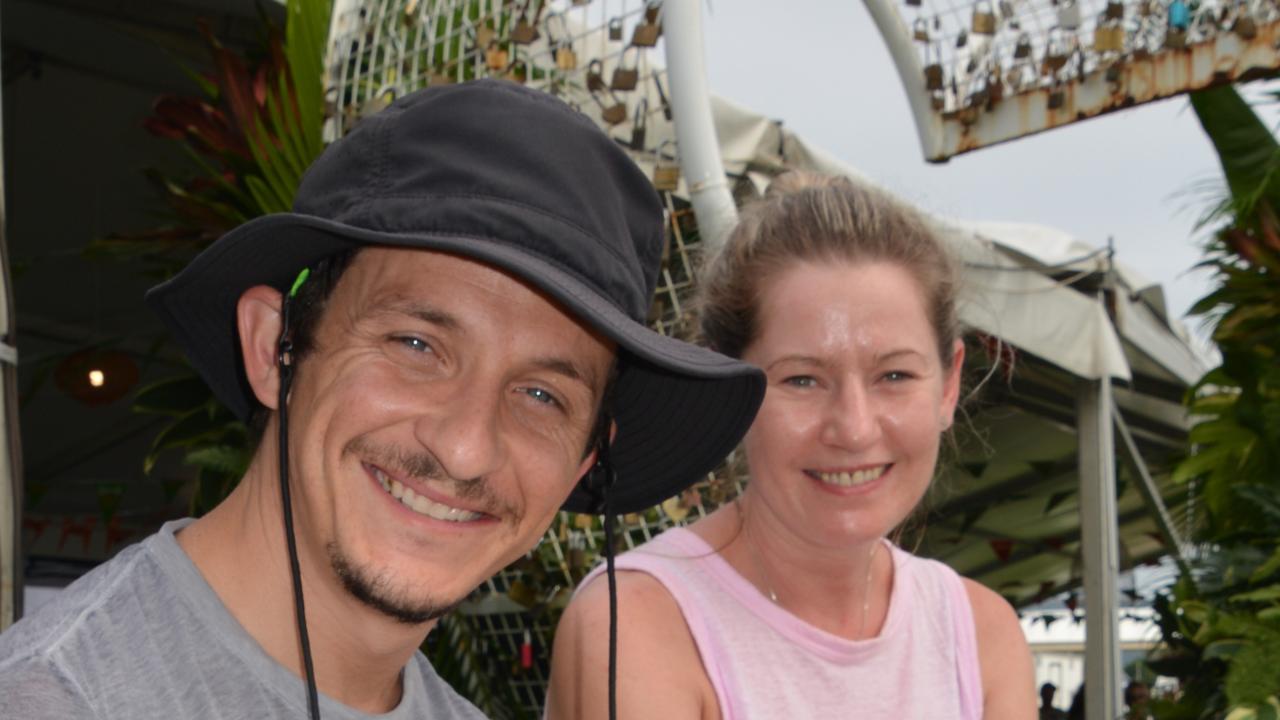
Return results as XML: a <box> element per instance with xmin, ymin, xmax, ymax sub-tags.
<box><xmin>814</xmin><ymin>467</ymin><xmax>886</xmax><ymax>487</ymax></box>
<box><xmin>375</xmin><ymin>469</ymin><xmax>482</xmax><ymax>522</ymax></box>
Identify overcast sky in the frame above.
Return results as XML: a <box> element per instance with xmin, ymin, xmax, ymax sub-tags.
<box><xmin>696</xmin><ymin>0</ymin><xmax>1276</xmax><ymax>330</ymax></box>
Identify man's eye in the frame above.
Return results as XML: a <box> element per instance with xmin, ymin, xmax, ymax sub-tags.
<box><xmin>521</xmin><ymin>387</ymin><xmax>563</xmax><ymax>409</ymax></box>
<box><xmin>396</xmin><ymin>336</ymin><xmax>433</xmax><ymax>353</ymax></box>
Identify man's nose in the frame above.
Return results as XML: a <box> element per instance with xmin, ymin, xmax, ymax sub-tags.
<box><xmin>414</xmin><ymin>384</ymin><xmax>506</xmax><ymax>482</ymax></box>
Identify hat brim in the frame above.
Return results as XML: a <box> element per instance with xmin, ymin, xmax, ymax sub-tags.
<box><xmin>146</xmin><ymin>213</ymin><xmax>764</xmax><ymax>515</ymax></box>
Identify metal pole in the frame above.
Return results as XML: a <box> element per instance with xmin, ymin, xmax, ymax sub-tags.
<box><xmin>661</xmin><ymin>0</ymin><xmax>738</xmax><ymax>255</ymax></box>
<box><xmin>1077</xmin><ymin>375</ymin><xmax>1122</xmax><ymax>720</ymax></box>
<box><xmin>0</xmin><ymin>1</ymin><xmax>22</xmax><ymax>631</ymax></box>
<box><xmin>1112</xmin><ymin>404</ymin><xmax>1192</xmax><ymax>577</ymax></box>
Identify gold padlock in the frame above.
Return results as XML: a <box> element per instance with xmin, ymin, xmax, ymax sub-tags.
<box><xmin>485</xmin><ymin>42</ymin><xmax>509</xmax><ymax>72</ymax></box>
<box><xmin>612</xmin><ymin>47</ymin><xmax>641</xmax><ymax>91</ymax></box>
<box><xmin>913</xmin><ymin>18</ymin><xmax>930</xmax><ymax>42</ymax></box>
<box><xmin>972</xmin><ymin>1</ymin><xmax>997</xmax><ymax>34</ymax></box>
<box><xmin>546</xmin><ymin>12</ymin><xmax>577</xmax><ymax>70</ymax></box>
<box><xmin>1093</xmin><ymin>24</ymin><xmax>1122</xmax><ymax>52</ymax></box>
<box><xmin>652</xmin><ymin>141</ymin><xmax>680</xmax><ymax>192</ymax></box>
<box><xmin>1165</xmin><ymin>28</ymin><xmax>1187</xmax><ymax>49</ymax></box>
<box><xmin>475</xmin><ymin>22</ymin><xmax>496</xmax><ymax>49</ymax></box>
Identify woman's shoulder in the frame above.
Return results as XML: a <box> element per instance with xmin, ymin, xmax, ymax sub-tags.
<box><xmin>549</xmin><ymin>541</ymin><xmax>715</xmax><ymax>718</ymax></box>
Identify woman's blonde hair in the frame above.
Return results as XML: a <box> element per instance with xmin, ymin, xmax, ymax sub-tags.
<box><xmin>697</xmin><ymin>171</ymin><xmax>960</xmax><ymax>365</ymax></box>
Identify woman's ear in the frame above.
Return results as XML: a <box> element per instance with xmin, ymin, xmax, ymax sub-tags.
<box><xmin>940</xmin><ymin>338</ymin><xmax>966</xmax><ymax>431</ymax></box>
<box><xmin>237</xmin><ymin>285</ymin><xmax>285</xmax><ymax>410</ymax></box>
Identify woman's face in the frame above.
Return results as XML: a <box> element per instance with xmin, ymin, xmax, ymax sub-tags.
<box><xmin>740</xmin><ymin>260</ymin><xmax>963</xmax><ymax>547</ymax></box>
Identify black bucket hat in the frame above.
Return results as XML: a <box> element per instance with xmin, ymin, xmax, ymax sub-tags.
<box><xmin>145</xmin><ymin>79</ymin><xmax>764</xmax><ymax>515</ymax></box>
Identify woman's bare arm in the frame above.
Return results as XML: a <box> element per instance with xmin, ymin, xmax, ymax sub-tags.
<box><xmin>964</xmin><ymin>578</ymin><xmax>1037</xmax><ymax>719</ymax></box>
<box><xmin>546</xmin><ymin>570</ymin><xmax>716</xmax><ymax>720</ymax></box>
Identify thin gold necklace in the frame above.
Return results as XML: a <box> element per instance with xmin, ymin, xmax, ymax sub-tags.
<box><xmin>739</xmin><ymin>500</ymin><xmax>879</xmax><ymax>639</ymax></box>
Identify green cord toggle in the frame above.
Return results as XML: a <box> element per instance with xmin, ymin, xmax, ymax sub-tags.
<box><xmin>289</xmin><ymin>268</ymin><xmax>311</xmax><ymax>298</ymax></box>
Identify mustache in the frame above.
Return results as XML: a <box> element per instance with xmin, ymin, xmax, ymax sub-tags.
<box><xmin>344</xmin><ymin>435</ymin><xmax>510</xmax><ymax>513</ymax></box>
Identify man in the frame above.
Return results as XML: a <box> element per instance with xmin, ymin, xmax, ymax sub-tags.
<box><xmin>0</xmin><ymin>80</ymin><xmax>764</xmax><ymax>718</ymax></box>
<box><xmin>1039</xmin><ymin>682</ymin><xmax>1067</xmax><ymax>720</ymax></box>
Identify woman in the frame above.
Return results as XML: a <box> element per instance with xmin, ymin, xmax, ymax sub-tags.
<box><xmin>546</xmin><ymin>172</ymin><xmax>1035</xmax><ymax>719</ymax></box>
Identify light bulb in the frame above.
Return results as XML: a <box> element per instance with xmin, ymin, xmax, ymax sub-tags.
<box><xmin>88</xmin><ymin>369</ymin><xmax>105</xmax><ymax>388</ymax></box>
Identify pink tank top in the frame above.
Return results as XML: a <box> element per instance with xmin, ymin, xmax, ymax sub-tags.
<box><xmin>580</xmin><ymin>527</ymin><xmax>984</xmax><ymax>719</ymax></box>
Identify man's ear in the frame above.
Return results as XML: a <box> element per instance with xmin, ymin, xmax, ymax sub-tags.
<box><xmin>237</xmin><ymin>285</ymin><xmax>285</xmax><ymax>410</ymax></box>
<box><xmin>574</xmin><ymin>420</ymin><xmax>619</xmax><ymax>481</ymax></box>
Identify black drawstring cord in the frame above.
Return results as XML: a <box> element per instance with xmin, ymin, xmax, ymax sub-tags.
<box><xmin>277</xmin><ymin>271</ymin><xmax>322</xmax><ymax>720</ymax></box>
<box><xmin>592</xmin><ymin>409</ymin><xmax>619</xmax><ymax>720</ymax></box>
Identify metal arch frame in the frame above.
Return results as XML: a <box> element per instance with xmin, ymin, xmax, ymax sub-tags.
<box><xmin>861</xmin><ymin>0</ymin><xmax>1280</xmax><ymax>162</ymax></box>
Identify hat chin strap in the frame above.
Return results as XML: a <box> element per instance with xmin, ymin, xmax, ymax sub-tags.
<box><xmin>276</xmin><ymin>292</ymin><xmax>322</xmax><ymax>720</ymax></box>
<box><xmin>589</xmin><ymin>408</ymin><xmax>620</xmax><ymax>720</ymax></box>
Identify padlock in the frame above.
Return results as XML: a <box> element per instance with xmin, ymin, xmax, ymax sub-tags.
<box><xmin>511</xmin><ymin>2</ymin><xmax>540</xmax><ymax>45</ymax></box>
<box><xmin>1047</xmin><ymin>87</ymin><xmax>1065</xmax><ymax>109</ymax></box>
<box><xmin>1094</xmin><ymin>23</ymin><xmax>1125</xmax><ymax>51</ymax></box>
<box><xmin>546</xmin><ymin>12</ymin><xmax>577</xmax><ymax>70</ymax></box>
<box><xmin>1105</xmin><ymin>0</ymin><xmax>1125</xmax><ymax>19</ymax></box>
<box><xmin>504</xmin><ymin>59</ymin><xmax>528</xmax><ymax>85</ymax></box>
<box><xmin>652</xmin><ymin>142</ymin><xmax>680</xmax><ymax>192</ymax></box>
<box><xmin>652</xmin><ymin>71</ymin><xmax>673</xmax><ymax>120</ymax></box>
<box><xmin>955</xmin><ymin>28</ymin><xmax>968</xmax><ymax>47</ymax></box>
<box><xmin>586</xmin><ymin>59</ymin><xmax>606</xmax><ymax>92</ymax></box>
<box><xmin>428</xmin><ymin>71</ymin><xmax>452</xmax><ymax>86</ymax></box>
<box><xmin>590</xmin><ymin>85</ymin><xmax>627</xmax><ymax>125</ymax></box>
<box><xmin>1233</xmin><ymin>14</ymin><xmax>1257</xmax><ymax>39</ymax></box>
<box><xmin>1013</xmin><ymin>32</ymin><xmax>1032</xmax><ymax>58</ymax></box>
<box><xmin>999</xmin><ymin>0</ymin><xmax>1014</xmax><ymax>17</ymax></box>
<box><xmin>475</xmin><ymin>22</ymin><xmax>496</xmax><ymax>49</ymax></box>
<box><xmin>485</xmin><ymin>42</ymin><xmax>509</xmax><ymax>71</ymax></box>
<box><xmin>608</xmin><ymin>16</ymin><xmax>623</xmax><ymax>41</ymax></box>
<box><xmin>612</xmin><ymin>47</ymin><xmax>641</xmax><ymax>91</ymax></box>
<box><xmin>1042</xmin><ymin>28</ymin><xmax>1069</xmax><ymax>72</ymax></box>
<box><xmin>987</xmin><ymin>68</ymin><xmax>1004</xmax><ymax>104</ymax></box>
<box><xmin>913</xmin><ymin>18</ymin><xmax>930</xmax><ymax>42</ymax></box>
<box><xmin>632</xmin><ymin>5</ymin><xmax>662</xmax><ymax>47</ymax></box>
<box><xmin>630</xmin><ymin>98</ymin><xmax>649</xmax><ymax>150</ymax></box>
<box><xmin>1058</xmin><ymin>0</ymin><xmax>1082</xmax><ymax>28</ymax></box>
<box><xmin>930</xmin><ymin>92</ymin><xmax>946</xmax><ymax>111</ymax></box>
<box><xmin>972</xmin><ymin>1</ymin><xmax>997</xmax><ymax>34</ymax></box>
<box><xmin>1168</xmin><ymin>0</ymin><xmax>1190</xmax><ymax>30</ymax></box>
<box><xmin>925</xmin><ymin>63</ymin><xmax>944</xmax><ymax>91</ymax></box>
<box><xmin>1165</xmin><ymin>27</ymin><xmax>1187</xmax><ymax>48</ymax></box>
<box><xmin>1104</xmin><ymin>60</ymin><xmax>1124</xmax><ymax>82</ymax></box>
<box><xmin>965</xmin><ymin>73</ymin><xmax>989</xmax><ymax>108</ymax></box>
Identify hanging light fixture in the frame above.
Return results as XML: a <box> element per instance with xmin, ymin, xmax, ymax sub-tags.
<box><xmin>54</xmin><ymin>348</ymin><xmax>139</xmax><ymax>406</ymax></box>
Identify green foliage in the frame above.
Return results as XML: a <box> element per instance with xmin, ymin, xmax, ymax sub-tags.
<box><xmin>1150</xmin><ymin>85</ymin><xmax>1280</xmax><ymax>718</ymax></box>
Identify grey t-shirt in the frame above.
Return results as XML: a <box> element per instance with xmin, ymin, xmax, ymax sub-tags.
<box><xmin>0</xmin><ymin>519</ymin><xmax>485</xmax><ymax>719</ymax></box>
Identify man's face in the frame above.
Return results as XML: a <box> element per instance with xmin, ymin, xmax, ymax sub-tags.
<box><xmin>284</xmin><ymin>248</ymin><xmax>615</xmax><ymax>623</ymax></box>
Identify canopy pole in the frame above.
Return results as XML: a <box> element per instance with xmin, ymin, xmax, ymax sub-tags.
<box><xmin>1112</xmin><ymin>404</ymin><xmax>1192</xmax><ymax>577</ymax></box>
<box><xmin>1077</xmin><ymin>375</ymin><xmax>1122</xmax><ymax>720</ymax></box>
<box><xmin>662</xmin><ymin>0</ymin><xmax>738</xmax><ymax>255</ymax></box>
<box><xmin>0</xmin><ymin>0</ymin><xmax>21</xmax><ymax>631</ymax></box>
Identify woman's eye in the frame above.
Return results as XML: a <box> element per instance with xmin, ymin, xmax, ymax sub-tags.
<box><xmin>883</xmin><ymin>370</ymin><xmax>914</xmax><ymax>382</ymax></box>
<box><xmin>783</xmin><ymin>375</ymin><xmax>817</xmax><ymax>388</ymax></box>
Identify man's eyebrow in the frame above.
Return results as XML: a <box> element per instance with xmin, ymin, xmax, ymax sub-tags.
<box><xmin>376</xmin><ymin>299</ymin><xmax>462</xmax><ymax>332</ymax></box>
<box><xmin>532</xmin><ymin>357</ymin><xmax>599</xmax><ymax>392</ymax></box>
